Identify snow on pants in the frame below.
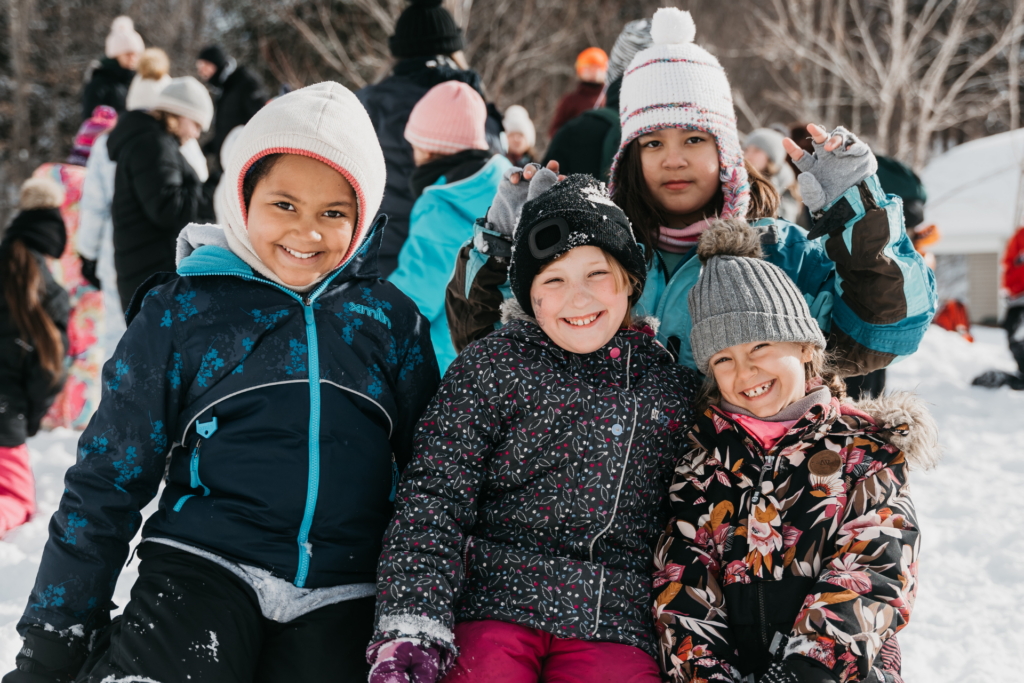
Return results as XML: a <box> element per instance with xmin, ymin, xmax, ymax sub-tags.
<box><xmin>439</xmin><ymin>620</ymin><xmax>661</xmax><ymax>683</ymax></box>
<box><xmin>78</xmin><ymin>543</ymin><xmax>375</xmax><ymax>682</ymax></box>
<box><xmin>0</xmin><ymin>444</ymin><xmax>35</xmax><ymax>537</ymax></box>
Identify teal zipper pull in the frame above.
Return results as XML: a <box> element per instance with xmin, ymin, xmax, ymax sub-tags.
<box><xmin>390</xmin><ymin>455</ymin><xmax>399</xmax><ymax>502</ymax></box>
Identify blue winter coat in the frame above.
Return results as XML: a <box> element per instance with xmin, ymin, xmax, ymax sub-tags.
<box><xmin>18</xmin><ymin>218</ymin><xmax>440</xmax><ymax>637</ymax></box>
<box><xmin>447</xmin><ymin>176</ymin><xmax>937</xmax><ymax>376</ymax></box>
<box><xmin>388</xmin><ymin>154</ymin><xmax>512</xmax><ymax>372</ymax></box>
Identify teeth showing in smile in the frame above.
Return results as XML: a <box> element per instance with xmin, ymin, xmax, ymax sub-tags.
<box><xmin>565</xmin><ymin>313</ymin><xmax>599</xmax><ymax>327</ymax></box>
<box><xmin>742</xmin><ymin>380</ymin><xmax>774</xmax><ymax>398</ymax></box>
<box><xmin>283</xmin><ymin>246</ymin><xmax>318</xmax><ymax>259</ymax></box>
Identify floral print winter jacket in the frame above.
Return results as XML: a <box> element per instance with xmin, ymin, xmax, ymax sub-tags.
<box><xmin>655</xmin><ymin>392</ymin><xmax>938</xmax><ymax>683</ymax></box>
<box><xmin>372</xmin><ymin>302</ymin><xmax>699</xmax><ymax>670</ymax></box>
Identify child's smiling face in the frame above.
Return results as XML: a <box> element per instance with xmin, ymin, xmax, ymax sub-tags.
<box><xmin>530</xmin><ymin>246</ymin><xmax>631</xmax><ymax>355</ymax></box>
<box><xmin>246</xmin><ymin>154</ymin><xmax>358</xmax><ymax>289</ymax></box>
<box><xmin>710</xmin><ymin>341</ymin><xmax>813</xmax><ymax>418</ymax></box>
<box><xmin>638</xmin><ymin>127</ymin><xmax>720</xmax><ymax>225</ymax></box>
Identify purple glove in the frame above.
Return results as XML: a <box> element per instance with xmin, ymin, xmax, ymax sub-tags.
<box><xmin>368</xmin><ymin>639</ymin><xmax>441</xmax><ymax>683</ymax></box>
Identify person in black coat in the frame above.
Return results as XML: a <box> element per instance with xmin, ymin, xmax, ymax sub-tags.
<box><xmin>81</xmin><ymin>16</ymin><xmax>144</xmax><ymax>121</ymax></box>
<box><xmin>542</xmin><ymin>18</ymin><xmax>653</xmax><ymax>182</ymax></box>
<box><xmin>107</xmin><ymin>77</ymin><xmax>214</xmax><ymax>311</ymax></box>
<box><xmin>0</xmin><ymin>179</ymin><xmax>70</xmax><ymax>538</ymax></box>
<box><xmin>356</xmin><ymin>0</ymin><xmax>503</xmax><ymax>277</ymax></box>
<box><xmin>196</xmin><ymin>45</ymin><xmax>268</xmax><ymax>164</ymax></box>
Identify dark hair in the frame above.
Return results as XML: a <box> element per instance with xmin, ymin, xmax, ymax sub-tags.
<box><xmin>611</xmin><ymin>139</ymin><xmax>780</xmax><ymax>263</ymax></box>
<box><xmin>1</xmin><ymin>240</ymin><xmax>64</xmax><ymax>381</ymax></box>
<box><xmin>242</xmin><ymin>153</ymin><xmax>284</xmax><ymax>212</ymax></box>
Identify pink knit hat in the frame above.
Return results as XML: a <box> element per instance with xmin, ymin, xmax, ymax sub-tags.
<box><xmin>67</xmin><ymin>105</ymin><xmax>118</xmax><ymax>166</ymax></box>
<box><xmin>404</xmin><ymin>81</ymin><xmax>489</xmax><ymax>155</ymax></box>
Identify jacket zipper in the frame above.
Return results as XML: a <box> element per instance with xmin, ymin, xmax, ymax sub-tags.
<box><xmin>180</xmin><ymin>270</ymin><xmax>342</xmax><ymax>588</ymax></box>
<box><xmin>757</xmin><ymin>581</ymin><xmax>769</xmax><ymax>647</ymax></box>
<box><xmin>751</xmin><ymin>441</ymin><xmax>776</xmax><ymax>649</ymax></box>
<box><xmin>390</xmin><ymin>453</ymin><xmax>399</xmax><ymax>502</ymax></box>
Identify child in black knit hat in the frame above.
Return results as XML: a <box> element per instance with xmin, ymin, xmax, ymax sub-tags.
<box><xmin>369</xmin><ymin>175</ymin><xmax>700</xmax><ymax>683</ymax></box>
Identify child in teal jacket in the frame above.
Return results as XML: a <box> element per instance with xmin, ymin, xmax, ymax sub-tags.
<box><xmin>388</xmin><ymin>81</ymin><xmax>511</xmax><ymax>372</ymax></box>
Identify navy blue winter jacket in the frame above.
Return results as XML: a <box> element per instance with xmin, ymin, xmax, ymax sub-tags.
<box><xmin>18</xmin><ymin>218</ymin><xmax>440</xmax><ymax>637</ymax></box>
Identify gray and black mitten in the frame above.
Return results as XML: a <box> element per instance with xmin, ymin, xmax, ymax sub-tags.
<box><xmin>793</xmin><ymin>126</ymin><xmax>877</xmax><ymax>215</ymax></box>
<box><xmin>485</xmin><ymin>165</ymin><xmax>560</xmax><ymax>238</ymax></box>
<box><xmin>3</xmin><ymin>626</ymin><xmax>86</xmax><ymax>683</ymax></box>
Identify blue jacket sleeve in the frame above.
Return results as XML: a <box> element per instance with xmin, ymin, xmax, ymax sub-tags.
<box><xmin>766</xmin><ymin>176</ymin><xmax>937</xmax><ymax>376</ymax></box>
<box><xmin>18</xmin><ymin>289</ymin><xmax>186</xmax><ymax>637</ymax></box>
<box><xmin>388</xmin><ymin>192</ymin><xmax>468</xmax><ymax>325</ymax></box>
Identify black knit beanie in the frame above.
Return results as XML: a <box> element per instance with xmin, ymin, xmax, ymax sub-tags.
<box><xmin>197</xmin><ymin>45</ymin><xmax>228</xmax><ymax>70</ymax></box>
<box><xmin>389</xmin><ymin>0</ymin><xmax>464</xmax><ymax>59</ymax></box>
<box><xmin>2</xmin><ymin>209</ymin><xmax>67</xmax><ymax>259</ymax></box>
<box><xmin>510</xmin><ymin>174</ymin><xmax>646</xmax><ymax>317</ymax></box>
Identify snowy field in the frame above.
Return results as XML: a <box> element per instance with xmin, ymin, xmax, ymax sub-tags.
<box><xmin>1</xmin><ymin>325</ymin><xmax>1022</xmax><ymax>681</ymax></box>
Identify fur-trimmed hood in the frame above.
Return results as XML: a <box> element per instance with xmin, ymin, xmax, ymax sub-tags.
<box><xmin>847</xmin><ymin>391</ymin><xmax>941</xmax><ymax>471</ymax></box>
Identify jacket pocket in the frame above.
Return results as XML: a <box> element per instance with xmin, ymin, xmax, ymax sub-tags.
<box><xmin>173</xmin><ymin>439</ymin><xmax>211</xmax><ymax>512</ymax></box>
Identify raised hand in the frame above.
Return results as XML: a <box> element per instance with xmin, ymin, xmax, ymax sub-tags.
<box><xmin>783</xmin><ymin>124</ymin><xmax>877</xmax><ymax>214</ymax></box>
<box><xmin>486</xmin><ymin>160</ymin><xmax>562</xmax><ymax>238</ymax></box>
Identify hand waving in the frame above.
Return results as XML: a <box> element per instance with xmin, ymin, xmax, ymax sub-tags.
<box><xmin>783</xmin><ymin>124</ymin><xmax>878</xmax><ymax>214</ymax></box>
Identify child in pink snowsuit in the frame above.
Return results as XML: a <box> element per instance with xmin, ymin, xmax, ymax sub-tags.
<box><xmin>0</xmin><ymin>178</ymin><xmax>71</xmax><ymax>537</ymax></box>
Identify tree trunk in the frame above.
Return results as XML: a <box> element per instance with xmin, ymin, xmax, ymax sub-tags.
<box><xmin>8</xmin><ymin>0</ymin><xmax>33</xmax><ymax>181</ymax></box>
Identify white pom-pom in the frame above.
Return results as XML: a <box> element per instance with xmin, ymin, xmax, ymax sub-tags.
<box><xmin>651</xmin><ymin>8</ymin><xmax>696</xmax><ymax>45</ymax></box>
<box><xmin>110</xmin><ymin>15</ymin><xmax>135</xmax><ymax>33</ymax></box>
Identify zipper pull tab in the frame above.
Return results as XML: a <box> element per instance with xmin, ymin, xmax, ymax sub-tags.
<box><xmin>751</xmin><ymin>490</ymin><xmax>761</xmax><ymax>506</ymax></box>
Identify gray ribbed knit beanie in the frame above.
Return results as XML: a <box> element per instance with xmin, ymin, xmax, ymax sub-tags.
<box><xmin>689</xmin><ymin>219</ymin><xmax>827</xmax><ymax>374</ymax></box>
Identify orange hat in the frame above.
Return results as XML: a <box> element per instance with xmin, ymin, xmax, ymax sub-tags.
<box><xmin>575</xmin><ymin>47</ymin><xmax>608</xmax><ymax>75</ymax></box>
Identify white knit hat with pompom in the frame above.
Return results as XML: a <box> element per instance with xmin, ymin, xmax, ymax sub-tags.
<box><xmin>610</xmin><ymin>7</ymin><xmax>749</xmax><ymax>219</ymax></box>
<box><xmin>105</xmin><ymin>16</ymin><xmax>145</xmax><ymax>59</ymax></box>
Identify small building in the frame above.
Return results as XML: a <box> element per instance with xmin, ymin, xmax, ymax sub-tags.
<box><xmin>922</xmin><ymin>128</ymin><xmax>1024</xmax><ymax>324</ymax></box>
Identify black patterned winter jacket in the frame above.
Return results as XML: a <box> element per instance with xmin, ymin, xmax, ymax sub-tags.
<box><xmin>372</xmin><ymin>302</ymin><xmax>700</xmax><ymax>669</ymax></box>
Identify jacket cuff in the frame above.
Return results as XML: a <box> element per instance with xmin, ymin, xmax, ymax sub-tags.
<box><xmin>372</xmin><ymin>613</ymin><xmax>458</xmax><ymax>675</ymax></box>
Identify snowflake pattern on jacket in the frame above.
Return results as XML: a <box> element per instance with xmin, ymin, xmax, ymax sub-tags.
<box><xmin>655</xmin><ymin>393</ymin><xmax>936</xmax><ymax>683</ymax></box>
<box><xmin>18</xmin><ymin>222</ymin><xmax>441</xmax><ymax>639</ymax></box>
<box><xmin>372</xmin><ymin>303</ymin><xmax>700</xmax><ymax>671</ymax></box>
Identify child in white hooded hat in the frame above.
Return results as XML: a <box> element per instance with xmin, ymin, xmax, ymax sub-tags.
<box><xmin>9</xmin><ymin>83</ymin><xmax>440</xmax><ymax>683</ymax></box>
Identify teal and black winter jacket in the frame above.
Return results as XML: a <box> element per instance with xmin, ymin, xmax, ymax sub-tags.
<box><xmin>446</xmin><ymin>175</ymin><xmax>937</xmax><ymax>377</ymax></box>
<box><xmin>389</xmin><ymin>153</ymin><xmax>512</xmax><ymax>372</ymax></box>
<box><xmin>18</xmin><ymin>218</ymin><xmax>440</xmax><ymax>638</ymax></box>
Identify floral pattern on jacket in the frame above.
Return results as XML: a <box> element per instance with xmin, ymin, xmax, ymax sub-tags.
<box><xmin>654</xmin><ymin>392</ymin><xmax>938</xmax><ymax>683</ymax></box>
<box><xmin>372</xmin><ymin>303</ymin><xmax>700</xmax><ymax>669</ymax></box>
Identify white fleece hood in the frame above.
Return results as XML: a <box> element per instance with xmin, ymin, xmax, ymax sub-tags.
<box><xmin>221</xmin><ymin>82</ymin><xmax>387</xmax><ymax>291</ymax></box>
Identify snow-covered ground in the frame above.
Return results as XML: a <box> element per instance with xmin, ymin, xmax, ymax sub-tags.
<box><xmin>1</xmin><ymin>326</ymin><xmax>1022</xmax><ymax>680</ymax></box>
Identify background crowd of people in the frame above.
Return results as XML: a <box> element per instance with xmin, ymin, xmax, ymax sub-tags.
<box><xmin>0</xmin><ymin>2</ymin><xmax>1017</xmax><ymax>682</ymax></box>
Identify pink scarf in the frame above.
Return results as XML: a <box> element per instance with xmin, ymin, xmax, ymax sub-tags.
<box><xmin>657</xmin><ymin>218</ymin><xmax>713</xmax><ymax>253</ymax></box>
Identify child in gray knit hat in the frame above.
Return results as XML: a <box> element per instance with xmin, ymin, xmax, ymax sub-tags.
<box><xmin>652</xmin><ymin>219</ymin><xmax>938</xmax><ymax>683</ymax></box>
<box><xmin>687</xmin><ymin>219</ymin><xmax>829</xmax><ymax>418</ymax></box>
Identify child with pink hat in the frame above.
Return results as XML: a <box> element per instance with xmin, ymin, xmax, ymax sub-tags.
<box><xmin>388</xmin><ymin>80</ymin><xmax>511</xmax><ymax>372</ymax></box>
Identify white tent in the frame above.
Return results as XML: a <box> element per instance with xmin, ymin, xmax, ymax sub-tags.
<box><xmin>922</xmin><ymin>127</ymin><xmax>1024</xmax><ymax>254</ymax></box>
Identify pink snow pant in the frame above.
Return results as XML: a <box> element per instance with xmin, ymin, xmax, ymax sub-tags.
<box><xmin>440</xmin><ymin>620</ymin><xmax>661</xmax><ymax>683</ymax></box>
<box><xmin>0</xmin><ymin>444</ymin><xmax>35</xmax><ymax>537</ymax></box>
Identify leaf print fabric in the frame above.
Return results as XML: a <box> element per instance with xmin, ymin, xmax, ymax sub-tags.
<box><xmin>654</xmin><ymin>398</ymin><xmax>922</xmax><ymax>683</ymax></box>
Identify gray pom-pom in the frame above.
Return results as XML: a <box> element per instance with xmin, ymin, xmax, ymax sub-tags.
<box><xmin>696</xmin><ymin>218</ymin><xmax>762</xmax><ymax>264</ymax></box>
